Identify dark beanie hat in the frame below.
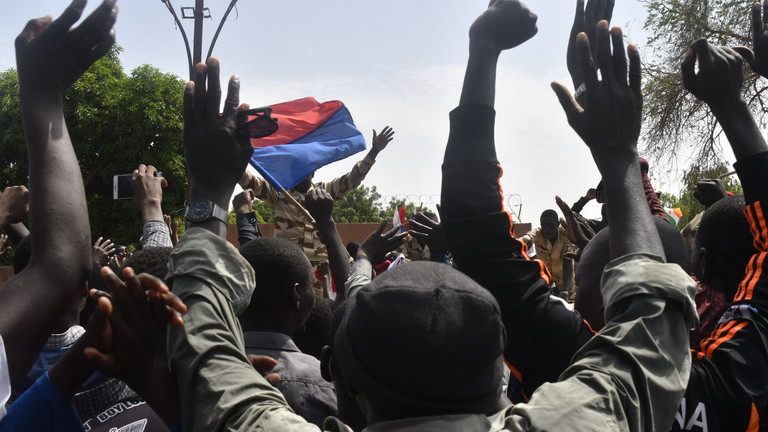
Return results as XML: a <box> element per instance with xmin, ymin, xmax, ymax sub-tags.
<box><xmin>334</xmin><ymin>261</ymin><xmax>506</xmax><ymax>418</ymax></box>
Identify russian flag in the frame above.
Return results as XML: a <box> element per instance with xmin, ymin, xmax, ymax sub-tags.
<box><xmin>248</xmin><ymin>97</ymin><xmax>367</xmax><ymax>190</ymax></box>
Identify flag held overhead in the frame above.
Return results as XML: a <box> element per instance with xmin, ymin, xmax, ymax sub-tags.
<box><xmin>246</xmin><ymin>97</ymin><xmax>367</xmax><ymax>190</ymax></box>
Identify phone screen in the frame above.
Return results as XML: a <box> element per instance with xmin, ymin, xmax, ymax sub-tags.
<box><xmin>113</xmin><ymin>174</ymin><xmax>133</xmax><ymax>200</ymax></box>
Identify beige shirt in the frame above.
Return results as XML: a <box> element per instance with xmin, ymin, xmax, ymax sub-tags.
<box><xmin>240</xmin><ymin>153</ymin><xmax>376</xmax><ymax>262</ymax></box>
<box><xmin>520</xmin><ymin>227</ymin><xmax>575</xmax><ymax>288</ymax></box>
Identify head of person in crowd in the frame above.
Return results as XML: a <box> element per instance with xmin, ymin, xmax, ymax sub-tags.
<box><xmin>346</xmin><ymin>241</ymin><xmax>361</xmax><ymax>260</ymax></box>
<box><xmin>575</xmin><ymin>217</ymin><xmax>692</xmax><ymax>330</ymax></box>
<box><xmin>120</xmin><ymin>247</ymin><xmax>173</xmax><ymax>281</ymax></box>
<box><xmin>238</xmin><ymin>237</ymin><xmax>315</xmax><ymax>334</ymax></box>
<box><xmin>539</xmin><ymin>209</ymin><xmax>560</xmax><ymax>243</ymax></box>
<box><xmin>323</xmin><ymin>261</ymin><xmax>506</xmax><ymax>423</ymax></box>
<box><xmin>293</xmin><ymin>297</ymin><xmax>334</xmax><ymax>359</ymax></box>
<box><xmin>692</xmin><ymin>195</ymin><xmax>754</xmax><ymax>302</ymax></box>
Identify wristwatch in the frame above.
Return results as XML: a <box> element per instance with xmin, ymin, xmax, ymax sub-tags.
<box><xmin>185</xmin><ymin>199</ymin><xmax>229</xmax><ymax>224</ymax></box>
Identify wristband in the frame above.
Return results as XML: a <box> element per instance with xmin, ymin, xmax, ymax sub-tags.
<box><xmin>574</xmin><ymin>83</ymin><xmax>587</xmax><ymax>100</ymax></box>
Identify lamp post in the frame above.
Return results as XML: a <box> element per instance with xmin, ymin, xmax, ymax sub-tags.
<box><xmin>160</xmin><ymin>0</ymin><xmax>240</xmax><ymax>79</ymax></box>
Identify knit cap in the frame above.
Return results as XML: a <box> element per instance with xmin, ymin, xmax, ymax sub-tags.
<box><xmin>334</xmin><ymin>261</ymin><xmax>506</xmax><ymax>417</ymax></box>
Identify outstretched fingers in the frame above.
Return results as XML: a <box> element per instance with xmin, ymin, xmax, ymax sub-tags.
<box><xmin>183</xmin><ymin>81</ymin><xmax>195</xmax><ymax>133</ymax></box>
<box><xmin>754</xmin><ymin>2</ymin><xmax>763</xmax><ymax>45</ymax></box>
<box><xmin>611</xmin><ymin>27</ymin><xmax>627</xmax><ymax>86</ymax></box>
<box><xmin>577</xmin><ymin>33</ymin><xmax>599</xmax><ymax>92</ymax></box>
<box><xmin>222</xmin><ymin>74</ymin><xmax>240</xmax><ymax>120</ymax></box>
<box><xmin>193</xmin><ymin>63</ymin><xmax>207</xmax><ymax>121</ymax></box>
<box><xmin>205</xmin><ymin>58</ymin><xmax>222</xmax><ymax>123</ymax></box>
<box><xmin>595</xmin><ymin>21</ymin><xmax>614</xmax><ymax>84</ymax></box>
<box><xmin>628</xmin><ymin>44</ymin><xmax>642</xmax><ymax>97</ymax></box>
<box><xmin>47</xmin><ymin>0</ymin><xmax>87</xmax><ymax>34</ymax></box>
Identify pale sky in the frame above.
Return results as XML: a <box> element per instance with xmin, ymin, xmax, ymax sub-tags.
<box><xmin>1</xmin><ymin>0</ymin><xmax>680</xmax><ymax>223</ymax></box>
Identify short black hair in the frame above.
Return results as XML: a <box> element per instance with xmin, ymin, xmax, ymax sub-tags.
<box><xmin>575</xmin><ymin>217</ymin><xmax>691</xmax><ymax>331</ymax></box>
<box><xmin>540</xmin><ymin>209</ymin><xmax>558</xmax><ymax>221</ymax></box>
<box><xmin>346</xmin><ymin>241</ymin><xmax>360</xmax><ymax>259</ymax></box>
<box><xmin>238</xmin><ymin>237</ymin><xmax>313</xmax><ymax>317</ymax></box>
<box><xmin>293</xmin><ymin>297</ymin><xmax>334</xmax><ymax>359</ymax></box>
<box><xmin>696</xmin><ymin>195</ymin><xmax>754</xmax><ymax>280</ymax></box>
<box><xmin>121</xmin><ymin>247</ymin><xmax>172</xmax><ymax>281</ymax></box>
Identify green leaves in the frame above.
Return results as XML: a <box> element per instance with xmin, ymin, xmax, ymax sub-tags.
<box><xmin>641</xmin><ymin>0</ymin><xmax>759</xmax><ymax>169</ymax></box>
<box><xmin>0</xmin><ymin>45</ymin><xmax>187</xmax><ymax>247</ymax></box>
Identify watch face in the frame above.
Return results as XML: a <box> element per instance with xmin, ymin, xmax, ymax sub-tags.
<box><xmin>187</xmin><ymin>200</ymin><xmax>212</xmax><ymax>221</ymax></box>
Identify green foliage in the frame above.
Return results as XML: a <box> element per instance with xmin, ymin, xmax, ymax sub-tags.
<box><xmin>659</xmin><ymin>162</ymin><xmax>743</xmax><ymax>228</ymax></box>
<box><xmin>0</xmin><ymin>46</ymin><xmax>187</xmax><ymax>246</ymax></box>
<box><xmin>233</xmin><ymin>185</ymin><xmax>430</xmax><ymax>225</ymax></box>
<box><xmin>252</xmin><ymin>199</ymin><xmax>276</xmax><ymax>223</ymax></box>
<box><xmin>640</xmin><ymin>0</ymin><xmax>763</xmax><ymax>167</ymax></box>
<box><xmin>332</xmin><ymin>185</ymin><xmax>386</xmax><ymax>223</ymax></box>
<box><xmin>383</xmin><ymin>197</ymin><xmax>430</xmax><ymax>221</ymax></box>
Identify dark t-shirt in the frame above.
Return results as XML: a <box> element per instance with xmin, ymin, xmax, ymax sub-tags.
<box><xmin>82</xmin><ymin>399</ymin><xmax>168</xmax><ymax>432</ymax></box>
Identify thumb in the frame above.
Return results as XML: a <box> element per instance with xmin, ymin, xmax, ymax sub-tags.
<box><xmin>551</xmin><ymin>82</ymin><xmax>582</xmax><ymax>126</ymax></box>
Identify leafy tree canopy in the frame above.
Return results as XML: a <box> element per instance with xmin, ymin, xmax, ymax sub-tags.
<box><xmin>0</xmin><ymin>46</ymin><xmax>187</xmax><ymax>247</ymax></box>
<box><xmin>641</xmin><ymin>0</ymin><xmax>761</xmax><ymax>169</ymax></box>
<box><xmin>242</xmin><ymin>185</ymin><xmax>430</xmax><ymax>224</ymax></box>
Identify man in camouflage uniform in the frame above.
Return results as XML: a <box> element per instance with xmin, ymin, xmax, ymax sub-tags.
<box><xmin>520</xmin><ymin>209</ymin><xmax>576</xmax><ymax>301</ymax></box>
<box><xmin>238</xmin><ymin>126</ymin><xmax>394</xmax><ymax>266</ymax></box>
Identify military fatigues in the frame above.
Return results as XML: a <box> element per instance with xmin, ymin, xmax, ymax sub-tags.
<box><xmin>239</xmin><ymin>153</ymin><xmax>376</xmax><ymax>264</ymax></box>
<box><xmin>520</xmin><ymin>226</ymin><xmax>576</xmax><ymax>298</ymax></box>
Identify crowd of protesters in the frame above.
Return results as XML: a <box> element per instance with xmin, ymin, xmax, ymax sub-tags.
<box><xmin>1</xmin><ymin>0</ymin><xmax>768</xmax><ymax>430</ymax></box>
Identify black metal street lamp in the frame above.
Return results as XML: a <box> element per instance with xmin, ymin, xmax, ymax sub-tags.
<box><xmin>160</xmin><ymin>0</ymin><xmax>240</xmax><ymax>79</ymax></box>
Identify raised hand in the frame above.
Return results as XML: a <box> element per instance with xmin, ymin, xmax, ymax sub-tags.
<box><xmin>409</xmin><ymin>212</ymin><xmax>449</xmax><ymax>253</ymax></box>
<box><xmin>0</xmin><ymin>185</ymin><xmax>29</xmax><ymax>227</ymax></box>
<box><xmin>371</xmin><ymin>126</ymin><xmax>395</xmax><ymax>153</ymax></box>
<box><xmin>585</xmin><ymin>188</ymin><xmax>597</xmax><ymax>200</ymax></box>
<box><xmin>132</xmin><ymin>164</ymin><xmax>167</xmax><ymax>214</ymax></box>
<box><xmin>682</xmin><ymin>39</ymin><xmax>746</xmax><ymax>112</ymax></box>
<box><xmin>552</xmin><ymin>22</ymin><xmax>641</xmax><ymax>160</ymax></box>
<box><xmin>305</xmin><ymin>188</ymin><xmax>335</xmax><ymax>224</ymax></box>
<box><xmin>84</xmin><ymin>266</ymin><xmax>185</xmax><ymax>382</ymax></box>
<box><xmin>693</xmin><ymin>178</ymin><xmax>728</xmax><ymax>208</ymax></box>
<box><xmin>184</xmin><ymin>58</ymin><xmax>253</xmax><ymax>211</ymax></box>
<box><xmin>469</xmin><ymin>0</ymin><xmax>538</xmax><ymax>52</ymax></box>
<box><xmin>232</xmin><ymin>189</ymin><xmax>256</xmax><ymax>215</ymax></box>
<box><xmin>567</xmin><ymin>0</ymin><xmax>615</xmax><ymax>90</ymax></box>
<box><xmin>15</xmin><ymin>0</ymin><xmax>117</xmax><ymax>93</ymax></box>
<box><xmin>361</xmin><ymin>220</ymin><xmax>408</xmax><ymax>264</ymax></box>
<box><xmin>555</xmin><ymin>196</ymin><xmax>594</xmax><ymax>250</ymax></box>
<box><xmin>92</xmin><ymin>236</ymin><xmax>115</xmax><ymax>266</ymax></box>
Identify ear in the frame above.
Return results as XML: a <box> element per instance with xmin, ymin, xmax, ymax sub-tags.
<box><xmin>291</xmin><ymin>282</ymin><xmax>301</xmax><ymax>310</ymax></box>
<box><xmin>320</xmin><ymin>345</ymin><xmax>334</xmax><ymax>382</ymax></box>
<box><xmin>693</xmin><ymin>246</ymin><xmax>708</xmax><ymax>281</ymax></box>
